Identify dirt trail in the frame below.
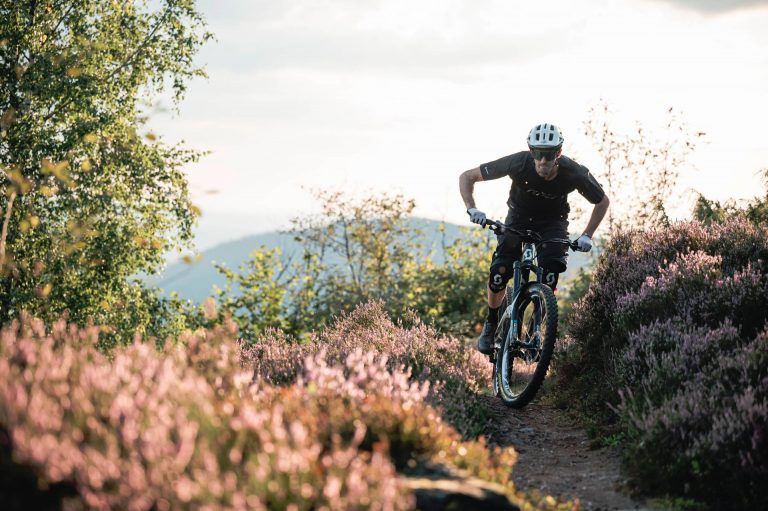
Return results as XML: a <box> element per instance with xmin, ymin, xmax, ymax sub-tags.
<box><xmin>483</xmin><ymin>397</ymin><xmax>654</xmax><ymax>511</ymax></box>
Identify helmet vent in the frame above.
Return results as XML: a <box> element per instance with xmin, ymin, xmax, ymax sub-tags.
<box><xmin>527</xmin><ymin>123</ymin><xmax>564</xmax><ymax>149</ymax></box>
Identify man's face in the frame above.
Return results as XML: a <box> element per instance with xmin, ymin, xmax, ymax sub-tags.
<box><xmin>531</xmin><ymin>148</ymin><xmax>561</xmax><ymax>179</ymax></box>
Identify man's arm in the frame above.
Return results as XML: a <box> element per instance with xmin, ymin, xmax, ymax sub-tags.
<box><xmin>459</xmin><ymin>167</ymin><xmax>483</xmax><ymax>209</ymax></box>
<box><xmin>582</xmin><ymin>195</ymin><xmax>610</xmax><ymax>238</ymax></box>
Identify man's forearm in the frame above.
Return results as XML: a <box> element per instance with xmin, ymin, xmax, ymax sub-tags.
<box><xmin>459</xmin><ymin>168</ymin><xmax>482</xmax><ymax>209</ymax></box>
<box><xmin>460</xmin><ymin>178</ymin><xmax>476</xmax><ymax>209</ymax></box>
<box><xmin>582</xmin><ymin>196</ymin><xmax>610</xmax><ymax>237</ymax></box>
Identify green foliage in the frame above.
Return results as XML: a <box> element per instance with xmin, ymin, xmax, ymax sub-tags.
<box><xmin>213</xmin><ymin>247</ymin><xmax>294</xmax><ymax>339</ymax></box>
<box><xmin>693</xmin><ymin>168</ymin><xmax>768</xmax><ymax>226</ymax></box>
<box><xmin>407</xmin><ymin>224</ymin><xmax>493</xmax><ymax>335</ymax></box>
<box><xmin>0</xmin><ymin>1</ymin><xmax>211</xmax><ymax>342</ymax></box>
<box><xmin>206</xmin><ymin>190</ymin><xmax>493</xmax><ymax>341</ymax></box>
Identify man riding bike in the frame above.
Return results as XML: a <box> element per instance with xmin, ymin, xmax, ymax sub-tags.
<box><xmin>459</xmin><ymin>123</ymin><xmax>610</xmax><ymax>354</ymax></box>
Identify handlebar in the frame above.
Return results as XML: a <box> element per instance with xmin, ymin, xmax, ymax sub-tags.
<box><xmin>481</xmin><ymin>219</ymin><xmax>580</xmax><ymax>251</ymax></box>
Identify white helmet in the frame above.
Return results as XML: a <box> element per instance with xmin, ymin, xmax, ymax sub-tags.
<box><xmin>526</xmin><ymin>123</ymin><xmax>564</xmax><ymax>149</ymax></box>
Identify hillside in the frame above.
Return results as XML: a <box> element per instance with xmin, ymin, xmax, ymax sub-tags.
<box><xmin>143</xmin><ymin>217</ymin><xmax>595</xmax><ymax>302</ymax></box>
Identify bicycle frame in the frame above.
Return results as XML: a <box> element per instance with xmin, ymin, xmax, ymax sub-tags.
<box><xmin>483</xmin><ymin>220</ymin><xmax>576</xmax><ymax>359</ymax></box>
<box><xmin>495</xmin><ymin>240</ymin><xmax>543</xmax><ymax>356</ymax></box>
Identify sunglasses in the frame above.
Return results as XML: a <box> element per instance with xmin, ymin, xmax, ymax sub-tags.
<box><xmin>530</xmin><ymin>148</ymin><xmax>559</xmax><ymax>161</ymax></box>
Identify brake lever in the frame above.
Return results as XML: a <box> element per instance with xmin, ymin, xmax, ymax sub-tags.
<box><xmin>484</xmin><ymin>220</ymin><xmax>504</xmax><ymax>235</ymax></box>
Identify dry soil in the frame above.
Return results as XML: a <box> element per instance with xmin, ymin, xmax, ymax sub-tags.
<box><xmin>483</xmin><ymin>396</ymin><xmax>657</xmax><ymax>511</ymax></box>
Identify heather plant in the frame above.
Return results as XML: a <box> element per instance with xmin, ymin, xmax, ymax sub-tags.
<box><xmin>555</xmin><ymin>217</ymin><xmax>768</xmax><ymax>507</ymax></box>
<box><xmin>0</xmin><ymin>314</ymin><xmax>412</xmax><ymax>509</ymax></box>
<box><xmin>1</xmin><ymin>308</ymin><xmax>577</xmax><ymax>511</ymax></box>
<box><xmin>618</xmin><ymin>323</ymin><xmax>768</xmax><ymax>508</ymax></box>
<box><xmin>241</xmin><ymin>301</ymin><xmax>491</xmax><ymax>438</ymax></box>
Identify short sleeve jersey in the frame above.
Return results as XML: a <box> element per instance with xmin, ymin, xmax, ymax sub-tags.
<box><xmin>479</xmin><ymin>151</ymin><xmax>605</xmax><ymax>219</ymax></box>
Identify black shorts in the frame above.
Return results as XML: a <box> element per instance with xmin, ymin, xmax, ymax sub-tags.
<box><xmin>488</xmin><ymin>211</ymin><xmax>569</xmax><ymax>290</ymax></box>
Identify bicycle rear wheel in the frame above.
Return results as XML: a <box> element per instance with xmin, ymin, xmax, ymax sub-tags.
<box><xmin>494</xmin><ymin>283</ymin><xmax>558</xmax><ymax>408</ymax></box>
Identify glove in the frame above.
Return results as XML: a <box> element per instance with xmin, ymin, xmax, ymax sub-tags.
<box><xmin>466</xmin><ymin>207</ymin><xmax>486</xmax><ymax>225</ymax></box>
<box><xmin>576</xmin><ymin>234</ymin><xmax>593</xmax><ymax>252</ymax></box>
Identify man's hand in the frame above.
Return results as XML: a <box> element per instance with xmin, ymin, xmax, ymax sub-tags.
<box><xmin>466</xmin><ymin>207</ymin><xmax>486</xmax><ymax>225</ymax></box>
<box><xmin>576</xmin><ymin>234</ymin><xmax>593</xmax><ymax>252</ymax></box>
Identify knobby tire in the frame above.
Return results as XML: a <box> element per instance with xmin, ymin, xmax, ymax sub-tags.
<box><xmin>493</xmin><ymin>283</ymin><xmax>558</xmax><ymax>408</ymax></box>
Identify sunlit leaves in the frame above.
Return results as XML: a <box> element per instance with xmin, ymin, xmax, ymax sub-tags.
<box><xmin>201</xmin><ymin>297</ymin><xmax>217</xmax><ymax>320</ymax></box>
<box><xmin>181</xmin><ymin>253</ymin><xmax>202</xmax><ymax>265</ymax></box>
<box><xmin>41</xmin><ymin>158</ymin><xmax>73</xmax><ymax>187</ymax></box>
<box><xmin>0</xmin><ymin>1</ymin><xmax>211</xmax><ymax>342</ymax></box>
<box><xmin>0</xmin><ymin>107</ymin><xmax>16</xmax><ymax>130</ymax></box>
<box><xmin>4</xmin><ymin>165</ymin><xmax>33</xmax><ymax>194</ymax></box>
<box><xmin>39</xmin><ymin>185</ymin><xmax>59</xmax><ymax>197</ymax></box>
<box><xmin>35</xmin><ymin>282</ymin><xmax>53</xmax><ymax>298</ymax></box>
<box><xmin>18</xmin><ymin>214</ymin><xmax>39</xmax><ymax>234</ymax></box>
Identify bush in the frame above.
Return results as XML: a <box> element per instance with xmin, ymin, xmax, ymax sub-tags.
<box><xmin>241</xmin><ymin>301</ymin><xmax>492</xmax><ymax>438</ymax></box>
<box><xmin>617</xmin><ymin>321</ymin><xmax>767</xmax><ymax>507</ymax></box>
<box><xmin>555</xmin><ymin>217</ymin><xmax>768</xmax><ymax>508</ymax></box>
<box><xmin>2</xmin><ymin>306</ymin><xmax>574</xmax><ymax>510</ymax></box>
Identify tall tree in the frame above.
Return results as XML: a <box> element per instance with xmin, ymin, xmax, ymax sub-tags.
<box><xmin>0</xmin><ymin>1</ymin><xmax>211</xmax><ymax>342</ymax></box>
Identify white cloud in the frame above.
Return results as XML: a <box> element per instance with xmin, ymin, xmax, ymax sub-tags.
<box><xmin>152</xmin><ymin>0</ymin><xmax>768</xmax><ymax>240</ymax></box>
<box><xmin>643</xmin><ymin>0</ymin><xmax>768</xmax><ymax>13</ymax></box>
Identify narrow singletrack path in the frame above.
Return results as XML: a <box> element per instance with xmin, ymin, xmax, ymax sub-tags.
<box><xmin>483</xmin><ymin>397</ymin><xmax>654</xmax><ymax>511</ymax></box>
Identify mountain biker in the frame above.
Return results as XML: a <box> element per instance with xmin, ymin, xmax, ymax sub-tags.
<box><xmin>459</xmin><ymin>123</ymin><xmax>610</xmax><ymax>354</ymax></box>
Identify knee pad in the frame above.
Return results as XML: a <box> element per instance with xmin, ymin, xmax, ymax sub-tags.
<box><xmin>488</xmin><ymin>263</ymin><xmax>512</xmax><ymax>292</ymax></box>
<box><xmin>542</xmin><ymin>270</ymin><xmax>560</xmax><ymax>290</ymax></box>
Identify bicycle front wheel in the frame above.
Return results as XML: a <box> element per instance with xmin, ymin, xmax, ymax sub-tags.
<box><xmin>495</xmin><ymin>283</ymin><xmax>558</xmax><ymax>408</ymax></box>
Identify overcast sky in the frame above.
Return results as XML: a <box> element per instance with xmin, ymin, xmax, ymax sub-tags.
<box><xmin>149</xmin><ymin>0</ymin><xmax>768</xmax><ymax>249</ymax></box>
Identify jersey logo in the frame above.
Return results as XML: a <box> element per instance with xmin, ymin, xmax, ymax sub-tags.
<box><xmin>525</xmin><ymin>188</ymin><xmax>564</xmax><ymax>200</ymax></box>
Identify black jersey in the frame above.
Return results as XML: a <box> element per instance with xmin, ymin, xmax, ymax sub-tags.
<box><xmin>480</xmin><ymin>151</ymin><xmax>605</xmax><ymax>219</ymax></box>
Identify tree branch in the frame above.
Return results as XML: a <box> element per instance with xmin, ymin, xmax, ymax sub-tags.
<box><xmin>0</xmin><ymin>190</ymin><xmax>17</xmax><ymax>265</ymax></box>
<box><xmin>49</xmin><ymin>2</ymin><xmax>77</xmax><ymax>41</ymax></box>
<box><xmin>29</xmin><ymin>0</ymin><xmax>37</xmax><ymax>26</ymax></box>
<box><xmin>42</xmin><ymin>4</ymin><xmax>174</xmax><ymax>123</ymax></box>
<box><xmin>340</xmin><ymin>216</ymin><xmax>361</xmax><ymax>292</ymax></box>
<box><xmin>102</xmin><ymin>4</ymin><xmax>173</xmax><ymax>83</ymax></box>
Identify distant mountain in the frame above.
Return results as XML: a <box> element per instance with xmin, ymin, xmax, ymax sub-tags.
<box><xmin>142</xmin><ymin>218</ymin><xmax>594</xmax><ymax>302</ymax></box>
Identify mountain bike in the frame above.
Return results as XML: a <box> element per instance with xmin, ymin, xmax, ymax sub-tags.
<box><xmin>482</xmin><ymin>219</ymin><xmax>579</xmax><ymax>408</ymax></box>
